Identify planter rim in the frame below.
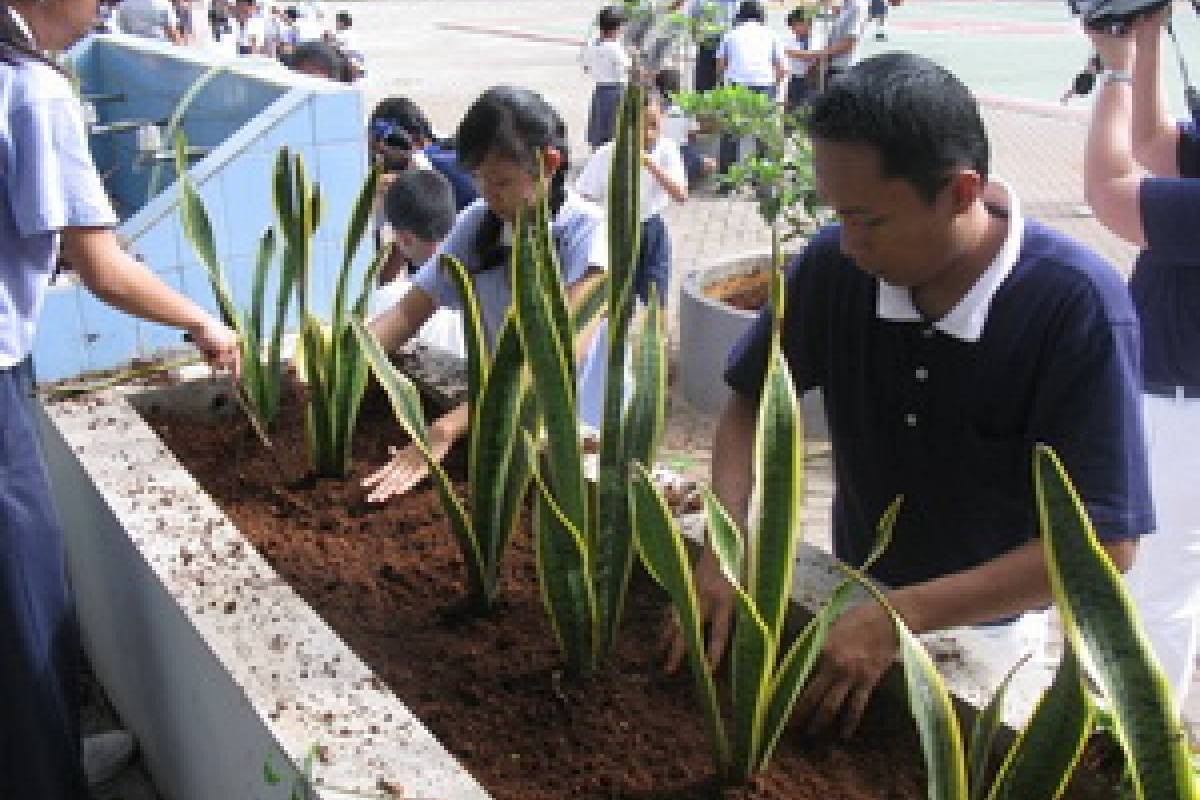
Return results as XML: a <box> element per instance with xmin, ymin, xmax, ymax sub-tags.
<box><xmin>683</xmin><ymin>249</ymin><xmax>777</xmax><ymax>321</ymax></box>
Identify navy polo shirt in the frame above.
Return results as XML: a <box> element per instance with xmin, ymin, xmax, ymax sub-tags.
<box><xmin>423</xmin><ymin>143</ymin><xmax>479</xmax><ymax>212</ymax></box>
<box><xmin>725</xmin><ymin>219</ymin><xmax>1154</xmax><ymax>590</ymax></box>
<box><xmin>1132</xmin><ymin>120</ymin><xmax>1200</xmax><ymax>388</ymax></box>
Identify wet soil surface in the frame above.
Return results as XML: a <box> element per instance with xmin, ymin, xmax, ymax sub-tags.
<box><xmin>139</xmin><ymin>387</ymin><xmax>1111</xmax><ymax>800</ymax></box>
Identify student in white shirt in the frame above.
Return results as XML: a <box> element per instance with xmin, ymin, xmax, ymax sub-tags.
<box><xmin>365</xmin><ymin>86</ymin><xmax>609</xmax><ymax>502</ymax></box>
<box><xmin>583</xmin><ymin>5</ymin><xmax>630</xmax><ymax>148</ymax></box>
<box><xmin>230</xmin><ymin>0</ymin><xmax>265</xmax><ymax>54</ymax></box>
<box><xmin>576</xmin><ymin>90</ymin><xmax>687</xmax><ymax>306</ymax></box>
<box><xmin>716</xmin><ymin>0</ymin><xmax>785</xmax><ymax>173</ymax></box>
<box><xmin>789</xmin><ymin>0</ymin><xmax>867</xmax><ymax>84</ymax></box>
<box><xmin>119</xmin><ymin>0</ymin><xmax>184</xmax><ymax>43</ymax></box>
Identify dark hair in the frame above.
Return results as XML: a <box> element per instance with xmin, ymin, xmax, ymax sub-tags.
<box><xmin>455</xmin><ymin>86</ymin><xmax>571</xmax><ymax>271</ymax></box>
<box><xmin>786</xmin><ymin>7</ymin><xmax>813</xmax><ymax>26</ymax></box>
<box><xmin>654</xmin><ymin>67</ymin><xmax>681</xmax><ymax>98</ymax></box>
<box><xmin>369</xmin><ymin>96</ymin><xmax>433</xmax><ymax>144</ymax></box>
<box><xmin>735</xmin><ymin>1</ymin><xmax>766</xmax><ymax>23</ymax></box>
<box><xmin>808</xmin><ymin>53</ymin><xmax>989</xmax><ymax>203</ymax></box>
<box><xmin>289</xmin><ymin>40</ymin><xmax>350</xmax><ymax>82</ymax></box>
<box><xmin>597</xmin><ymin>5</ymin><xmax>625</xmax><ymax>33</ymax></box>
<box><xmin>383</xmin><ymin>170</ymin><xmax>456</xmax><ymax>243</ymax></box>
<box><xmin>284</xmin><ymin>6</ymin><xmax>299</xmax><ymax>20</ymax></box>
<box><xmin>335</xmin><ymin>10</ymin><xmax>351</xmax><ymax>26</ymax></box>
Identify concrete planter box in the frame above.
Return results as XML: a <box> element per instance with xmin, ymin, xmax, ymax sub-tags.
<box><xmin>677</xmin><ymin>251</ymin><xmax>826</xmax><ymax>438</ymax></box>
<box><xmin>36</xmin><ymin>379</ymin><xmax>1070</xmax><ymax>798</ymax></box>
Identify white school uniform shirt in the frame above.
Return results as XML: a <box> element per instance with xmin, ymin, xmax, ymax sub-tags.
<box><xmin>827</xmin><ymin>0</ymin><xmax>867</xmax><ymax>70</ymax></box>
<box><xmin>788</xmin><ymin>33</ymin><xmax>815</xmax><ymax>77</ymax></box>
<box><xmin>717</xmin><ymin>21</ymin><xmax>783</xmax><ymax>87</ymax></box>
<box><xmin>583</xmin><ymin>38</ymin><xmax>629</xmax><ymax>85</ymax></box>
<box><xmin>410</xmin><ymin>192</ymin><xmax>612</xmax><ymax>427</ymax></box>
<box><xmin>234</xmin><ymin>13</ymin><xmax>267</xmax><ymax>51</ymax></box>
<box><xmin>0</xmin><ymin>36</ymin><xmax>118</xmax><ymax>367</ymax></box>
<box><xmin>575</xmin><ymin>137</ymin><xmax>685</xmax><ymax>222</ymax></box>
<box><xmin>661</xmin><ymin>103</ymin><xmax>696</xmax><ymax>146</ymax></box>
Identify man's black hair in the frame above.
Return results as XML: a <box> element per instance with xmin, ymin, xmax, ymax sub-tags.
<box><xmin>597</xmin><ymin>5</ymin><xmax>626</xmax><ymax>33</ymax></box>
<box><xmin>369</xmin><ymin>97</ymin><xmax>434</xmax><ymax>143</ymax></box>
<box><xmin>290</xmin><ymin>40</ymin><xmax>351</xmax><ymax>82</ymax></box>
<box><xmin>284</xmin><ymin>6</ymin><xmax>299</xmax><ymax>20</ymax></box>
<box><xmin>735</xmin><ymin>0</ymin><xmax>766</xmax><ymax>23</ymax></box>
<box><xmin>808</xmin><ymin>52</ymin><xmax>990</xmax><ymax>203</ymax></box>
<box><xmin>654</xmin><ymin>67</ymin><xmax>681</xmax><ymax>97</ymax></box>
<box><xmin>335</xmin><ymin>10</ymin><xmax>351</xmax><ymax>26</ymax></box>
<box><xmin>383</xmin><ymin>170</ymin><xmax>456</xmax><ymax>243</ymax></box>
<box><xmin>455</xmin><ymin>86</ymin><xmax>571</xmax><ymax>271</ymax></box>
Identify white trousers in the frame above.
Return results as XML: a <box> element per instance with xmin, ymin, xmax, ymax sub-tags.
<box><xmin>1125</xmin><ymin>391</ymin><xmax>1200</xmax><ymax>711</ymax></box>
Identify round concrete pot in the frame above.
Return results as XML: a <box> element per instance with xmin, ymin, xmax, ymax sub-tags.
<box><xmin>678</xmin><ymin>251</ymin><xmax>827</xmax><ymax>438</ymax></box>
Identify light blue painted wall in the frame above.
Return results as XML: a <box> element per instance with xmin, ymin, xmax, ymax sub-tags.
<box><xmin>34</xmin><ymin>35</ymin><xmax>369</xmax><ymax>382</ymax></box>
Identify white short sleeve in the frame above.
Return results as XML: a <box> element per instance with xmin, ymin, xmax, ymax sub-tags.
<box><xmin>574</xmin><ymin>143</ymin><xmax>614</xmax><ymax>206</ymax></box>
<box><xmin>7</xmin><ymin>92</ymin><xmax>116</xmax><ymax>237</ymax></box>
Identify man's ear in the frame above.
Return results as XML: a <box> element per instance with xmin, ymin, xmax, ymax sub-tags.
<box><xmin>946</xmin><ymin>169</ymin><xmax>984</xmax><ymax>215</ymax></box>
<box><xmin>540</xmin><ymin>145</ymin><xmax>563</xmax><ymax>176</ymax></box>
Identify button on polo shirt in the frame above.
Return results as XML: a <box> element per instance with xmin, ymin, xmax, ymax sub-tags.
<box><xmin>725</xmin><ymin>187</ymin><xmax>1153</xmax><ymax>591</ymax></box>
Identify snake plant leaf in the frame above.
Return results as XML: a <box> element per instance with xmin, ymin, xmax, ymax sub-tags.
<box><xmin>967</xmin><ymin>653</ymin><xmax>1032</xmax><ymax>800</ymax></box>
<box><xmin>630</xmin><ymin>461</ymin><xmax>731</xmax><ymax>776</ymax></box>
<box><xmin>333</xmin><ymin>166</ymin><xmax>379</xmax><ymax>328</ymax></box>
<box><xmin>896</xmin><ymin>610</ymin><xmax>970</xmax><ymax>800</ymax></box>
<box><xmin>444</xmin><ymin>254</ymin><xmax>489</xmax><ymax>412</ymax></box>
<box><xmin>525</xmin><ymin>432</ymin><xmax>596</xmax><ymax>675</ymax></box>
<box><xmin>512</xmin><ymin>210</ymin><xmax>587</xmax><ymax>530</ymax></box>
<box><xmin>620</xmin><ymin>287</ymin><xmax>667</xmax><ymax>477</ymax></box>
<box><xmin>177</xmin><ymin>140</ymin><xmax>239</xmax><ymax>334</ymax></box>
<box><xmin>351</xmin><ymin>318</ymin><xmax>483</xmax><ymax>592</ymax></box>
<box><xmin>570</xmin><ymin>272</ymin><xmax>609</xmax><ymax>337</ymax></box>
<box><xmin>705</xmin><ymin>489</ymin><xmax>775</xmax><ymax>778</ymax></box>
<box><xmin>247</xmin><ymin>228</ymin><xmax>275</xmax><ymax>361</ymax></box>
<box><xmin>299</xmin><ymin>315</ymin><xmax>330</xmax><ymax>466</ymax></box>
<box><xmin>985</xmin><ymin>646</ymin><xmax>1092</xmax><ymax>800</ymax></box>
<box><xmin>469</xmin><ymin>311</ymin><xmax>532</xmax><ymax>593</ymax></box>
<box><xmin>1033</xmin><ymin>444</ymin><xmax>1193</xmax><ymax>800</ymax></box>
<box><xmin>748</xmin><ymin>313</ymin><xmax>802</xmax><ymax>650</ymax></box>
<box><xmin>273</xmin><ymin>148</ymin><xmax>295</xmax><ymax>242</ymax></box>
<box><xmin>531</xmin><ymin>196</ymin><xmax>576</xmax><ymax>393</ymax></box>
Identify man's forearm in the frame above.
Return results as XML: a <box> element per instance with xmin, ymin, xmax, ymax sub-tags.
<box><xmin>886</xmin><ymin>537</ymin><xmax>1137</xmax><ymax>635</ymax></box>
<box><xmin>711</xmin><ymin>391</ymin><xmax>757</xmax><ymax>534</ymax></box>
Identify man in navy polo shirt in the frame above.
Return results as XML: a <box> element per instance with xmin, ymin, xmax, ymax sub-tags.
<box><xmin>665</xmin><ymin>52</ymin><xmax>1154</xmax><ymax>737</ymax></box>
<box><xmin>1084</xmin><ymin>10</ymin><xmax>1200</xmax><ymax>724</ymax></box>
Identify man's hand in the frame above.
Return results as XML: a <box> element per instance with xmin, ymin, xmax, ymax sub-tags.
<box><xmin>661</xmin><ymin>547</ymin><xmax>736</xmax><ymax>673</ymax></box>
<box><xmin>361</xmin><ymin>425</ymin><xmax>453</xmax><ymax>504</ymax></box>
<box><xmin>790</xmin><ymin>601</ymin><xmax>899</xmax><ymax>739</ymax></box>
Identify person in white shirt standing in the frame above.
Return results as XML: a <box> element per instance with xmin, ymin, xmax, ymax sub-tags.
<box><xmin>119</xmin><ymin>0</ymin><xmax>184</xmax><ymax>43</ymax></box>
<box><xmin>582</xmin><ymin>5</ymin><xmax>630</xmax><ymax>149</ymax></box>
<box><xmin>716</xmin><ymin>0</ymin><xmax>785</xmax><ymax>173</ymax></box>
<box><xmin>230</xmin><ymin>0</ymin><xmax>265</xmax><ymax>54</ymax></box>
<box><xmin>789</xmin><ymin>0</ymin><xmax>867</xmax><ymax>88</ymax></box>
<box><xmin>576</xmin><ymin>90</ymin><xmax>688</xmax><ymax>306</ymax></box>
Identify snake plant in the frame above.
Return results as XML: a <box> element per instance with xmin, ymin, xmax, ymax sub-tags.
<box><xmin>350</xmin><ymin>254</ymin><xmax>536</xmax><ymax>613</ymax></box>
<box><xmin>275</xmin><ymin>147</ymin><xmax>388</xmax><ymax>478</ymax></box>
<box><xmin>841</xmin><ymin>444</ymin><xmax>1195</xmax><ymax>800</ymax></box>
<box><xmin>629</xmin><ymin>267</ymin><xmax>898</xmax><ymax>782</ymax></box>
<box><xmin>176</xmin><ymin>135</ymin><xmax>293</xmax><ymax>430</ymax></box>
<box><xmin>515</xmin><ymin>84</ymin><xmax>669</xmax><ymax>677</ymax></box>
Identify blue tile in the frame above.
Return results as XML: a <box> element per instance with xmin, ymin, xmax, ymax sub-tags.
<box><xmin>130</xmin><ymin>214</ymin><xmax>181</xmax><ymax>273</ymax></box>
<box><xmin>135</xmin><ymin>270</ymin><xmax>189</xmax><ymax>357</ymax></box>
<box><xmin>220</xmin><ymin>153</ymin><xmax>277</xmax><ymax>258</ymax></box>
<box><xmin>32</xmin><ymin>284</ymin><xmax>88</xmax><ymax>380</ymax></box>
<box><xmin>78</xmin><ymin>290</ymin><xmax>140</xmax><ymax>373</ymax></box>
<box><xmin>248</xmin><ymin>107</ymin><xmax>314</xmax><ymax>156</ymax></box>
<box><xmin>311</xmin><ymin>89</ymin><xmax>364</xmax><ymax>143</ymax></box>
<box><xmin>313</xmin><ymin>143</ymin><xmax>369</xmax><ymax>247</ymax></box>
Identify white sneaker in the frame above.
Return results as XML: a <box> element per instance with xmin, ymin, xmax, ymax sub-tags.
<box><xmin>83</xmin><ymin>730</ymin><xmax>136</xmax><ymax>787</ymax></box>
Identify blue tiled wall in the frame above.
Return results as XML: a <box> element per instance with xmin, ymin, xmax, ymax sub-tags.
<box><xmin>33</xmin><ymin>35</ymin><xmax>368</xmax><ymax>382</ymax></box>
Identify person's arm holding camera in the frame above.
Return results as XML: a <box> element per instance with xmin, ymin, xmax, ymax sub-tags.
<box><xmin>1084</xmin><ymin>21</ymin><xmax>1147</xmax><ymax>246</ymax></box>
<box><xmin>1130</xmin><ymin>9</ymin><xmax>1179</xmax><ymax>176</ymax></box>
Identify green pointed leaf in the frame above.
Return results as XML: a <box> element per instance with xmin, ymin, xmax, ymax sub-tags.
<box><xmin>570</xmin><ymin>272</ymin><xmax>609</xmax><ymax>337</ymax></box>
<box><xmin>444</xmin><ymin>253</ymin><xmax>489</xmax><ymax>412</ymax></box>
<box><xmin>986</xmin><ymin>646</ymin><xmax>1092</xmax><ymax>800</ymax></box>
<box><xmin>968</xmin><ymin>653</ymin><xmax>1031</xmax><ymax>800</ymax></box>
<box><xmin>1034</xmin><ymin>445</ymin><xmax>1193</xmax><ymax>800</ymax></box>
<box><xmin>526</xmin><ymin>433</ymin><xmax>596</xmax><ymax>675</ymax></box>
<box><xmin>630</xmin><ymin>462</ymin><xmax>730</xmax><ymax>776</ymax></box>
<box><xmin>352</xmin><ymin>319</ymin><xmax>484</xmax><ymax>592</ymax></box>
<box><xmin>333</xmin><ymin>167</ymin><xmax>379</xmax><ymax>330</ymax></box>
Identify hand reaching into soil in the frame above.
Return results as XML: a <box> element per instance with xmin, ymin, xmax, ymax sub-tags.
<box><xmin>362</xmin><ymin>430</ymin><xmax>453</xmax><ymax>504</ymax></box>
<box><xmin>789</xmin><ymin>601</ymin><xmax>898</xmax><ymax>739</ymax></box>
<box><xmin>661</xmin><ymin>546</ymin><xmax>735</xmax><ymax>673</ymax></box>
<box><xmin>361</xmin><ymin>403</ymin><xmax>468</xmax><ymax>504</ymax></box>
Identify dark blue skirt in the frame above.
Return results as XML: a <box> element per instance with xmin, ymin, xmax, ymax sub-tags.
<box><xmin>587</xmin><ymin>83</ymin><xmax>624</xmax><ymax>148</ymax></box>
<box><xmin>635</xmin><ymin>214</ymin><xmax>671</xmax><ymax>307</ymax></box>
<box><xmin>0</xmin><ymin>358</ymin><xmax>86</xmax><ymax>799</ymax></box>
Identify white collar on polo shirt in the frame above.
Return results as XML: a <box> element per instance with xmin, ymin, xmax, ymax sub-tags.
<box><xmin>8</xmin><ymin>6</ymin><xmax>38</xmax><ymax>48</ymax></box>
<box><xmin>875</xmin><ymin>178</ymin><xmax>1024</xmax><ymax>343</ymax></box>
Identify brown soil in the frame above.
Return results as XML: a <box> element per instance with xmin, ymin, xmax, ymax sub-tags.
<box><xmin>703</xmin><ymin>271</ymin><xmax>771</xmax><ymax>312</ymax></box>
<box><xmin>139</xmin><ymin>388</ymin><xmax>1115</xmax><ymax>800</ymax></box>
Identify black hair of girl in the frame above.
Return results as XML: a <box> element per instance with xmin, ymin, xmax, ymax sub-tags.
<box><xmin>455</xmin><ymin>86</ymin><xmax>571</xmax><ymax>273</ymax></box>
